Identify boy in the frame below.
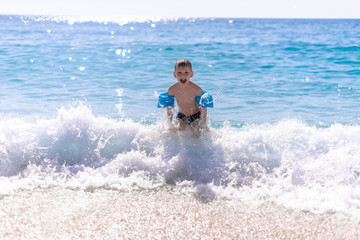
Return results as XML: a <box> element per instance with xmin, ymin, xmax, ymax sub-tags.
<box><xmin>167</xmin><ymin>59</ymin><xmax>208</xmax><ymax>132</ymax></box>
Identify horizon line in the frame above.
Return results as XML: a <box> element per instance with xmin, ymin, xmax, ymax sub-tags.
<box><xmin>1</xmin><ymin>13</ymin><xmax>359</xmax><ymax>20</ymax></box>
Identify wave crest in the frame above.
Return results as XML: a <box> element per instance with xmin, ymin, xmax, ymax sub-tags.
<box><xmin>1</xmin><ymin>106</ymin><xmax>360</xmax><ymax>215</ymax></box>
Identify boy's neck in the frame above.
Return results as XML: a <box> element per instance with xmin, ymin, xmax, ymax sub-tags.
<box><xmin>177</xmin><ymin>81</ymin><xmax>192</xmax><ymax>88</ymax></box>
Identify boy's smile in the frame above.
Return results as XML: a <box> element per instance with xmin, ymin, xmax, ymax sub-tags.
<box><xmin>173</xmin><ymin>66</ymin><xmax>194</xmax><ymax>85</ymax></box>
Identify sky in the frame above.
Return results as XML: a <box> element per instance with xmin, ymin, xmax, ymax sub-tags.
<box><xmin>0</xmin><ymin>0</ymin><xmax>359</xmax><ymax>19</ymax></box>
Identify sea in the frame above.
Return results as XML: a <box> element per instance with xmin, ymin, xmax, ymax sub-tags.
<box><xmin>1</xmin><ymin>15</ymin><xmax>360</xmax><ymax>238</ymax></box>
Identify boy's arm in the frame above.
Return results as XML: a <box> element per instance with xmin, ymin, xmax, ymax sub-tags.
<box><xmin>202</xmin><ymin>108</ymin><xmax>207</xmax><ymax>123</ymax></box>
<box><xmin>167</xmin><ymin>106</ymin><xmax>174</xmax><ymax>124</ymax></box>
<box><xmin>167</xmin><ymin>86</ymin><xmax>176</xmax><ymax>125</ymax></box>
<box><xmin>196</xmin><ymin>87</ymin><xmax>207</xmax><ymax>124</ymax></box>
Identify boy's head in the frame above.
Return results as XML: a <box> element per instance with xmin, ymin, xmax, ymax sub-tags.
<box><xmin>174</xmin><ymin>59</ymin><xmax>192</xmax><ymax>71</ymax></box>
<box><xmin>173</xmin><ymin>59</ymin><xmax>194</xmax><ymax>85</ymax></box>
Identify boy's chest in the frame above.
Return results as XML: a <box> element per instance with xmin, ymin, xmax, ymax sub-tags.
<box><xmin>175</xmin><ymin>91</ymin><xmax>197</xmax><ymax>103</ymax></box>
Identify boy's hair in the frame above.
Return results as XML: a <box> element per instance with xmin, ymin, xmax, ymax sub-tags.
<box><xmin>175</xmin><ymin>59</ymin><xmax>192</xmax><ymax>71</ymax></box>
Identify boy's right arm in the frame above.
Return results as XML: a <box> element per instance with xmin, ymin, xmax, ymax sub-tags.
<box><xmin>166</xmin><ymin>85</ymin><xmax>178</xmax><ymax>129</ymax></box>
<box><xmin>167</xmin><ymin>86</ymin><xmax>174</xmax><ymax>124</ymax></box>
<box><xmin>167</xmin><ymin>106</ymin><xmax>173</xmax><ymax>123</ymax></box>
<box><xmin>167</xmin><ymin>106</ymin><xmax>178</xmax><ymax>131</ymax></box>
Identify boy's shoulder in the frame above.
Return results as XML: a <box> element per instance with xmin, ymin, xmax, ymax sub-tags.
<box><xmin>168</xmin><ymin>83</ymin><xmax>178</xmax><ymax>94</ymax></box>
<box><xmin>189</xmin><ymin>81</ymin><xmax>203</xmax><ymax>95</ymax></box>
<box><xmin>190</xmin><ymin>81</ymin><xmax>201</xmax><ymax>88</ymax></box>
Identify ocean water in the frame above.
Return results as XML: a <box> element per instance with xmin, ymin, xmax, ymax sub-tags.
<box><xmin>1</xmin><ymin>15</ymin><xmax>360</xmax><ymax>231</ymax></box>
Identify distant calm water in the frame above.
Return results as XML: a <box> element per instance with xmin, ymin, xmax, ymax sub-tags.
<box><xmin>1</xmin><ymin>16</ymin><xmax>359</xmax><ymax>124</ymax></box>
<box><xmin>1</xmin><ymin>15</ymin><xmax>360</xmax><ymax>222</ymax></box>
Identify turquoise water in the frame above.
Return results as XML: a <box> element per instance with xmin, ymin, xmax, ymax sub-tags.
<box><xmin>1</xmin><ymin>15</ymin><xmax>360</xmax><ymax>219</ymax></box>
<box><xmin>1</xmin><ymin>16</ymin><xmax>360</xmax><ymax>124</ymax></box>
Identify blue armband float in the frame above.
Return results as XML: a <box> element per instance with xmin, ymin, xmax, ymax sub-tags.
<box><xmin>157</xmin><ymin>92</ymin><xmax>175</xmax><ymax>108</ymax></box>
<box><xmin>196</xmin><ymin>91</ymin><xmax>214</xmax><ymax>108</ymax></box>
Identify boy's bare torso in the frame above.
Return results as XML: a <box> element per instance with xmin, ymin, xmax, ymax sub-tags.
<box><xmin>168</xmin><ymin>81</ymin><xmax>202</xmax><ymax>116</ymax></box>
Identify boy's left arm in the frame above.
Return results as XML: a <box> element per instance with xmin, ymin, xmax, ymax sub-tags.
<box><xmin>202</xmin><ymin>108</ymin><xmax>207</xmax><ymax>123</ymax></box>
<box><xmin>197</xmin><ymin>88</ymin><xmax>207</xmax><ymax>124</ymax></box>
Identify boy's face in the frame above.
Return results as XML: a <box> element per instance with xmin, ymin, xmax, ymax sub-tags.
<box><xmin>173</xmin><ymin>66</ymin><xmax>194</xmax><ymax>85</ymax></box>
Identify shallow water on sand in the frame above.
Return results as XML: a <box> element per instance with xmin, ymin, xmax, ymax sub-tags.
<box><xmin>1</xmin><ymin>187</ymin><xmax>360</xmax><ymax>240</ymax></box>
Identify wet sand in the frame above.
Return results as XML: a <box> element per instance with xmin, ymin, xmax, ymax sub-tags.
<box><xmin>1</xmin><ymin>188</ymin><xmax>359</xmax><ymax>239</ymax></box>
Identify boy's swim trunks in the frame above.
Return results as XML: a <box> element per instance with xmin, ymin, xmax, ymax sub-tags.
<box><xmin>177</xmin><ymin>111</ymin><xmax>201</xmax><ymax>125</ymax></box>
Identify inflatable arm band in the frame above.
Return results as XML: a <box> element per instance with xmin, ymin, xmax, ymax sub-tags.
<box><xmin>196</xmin><ymin>91</ymin><xmax>214</xmax><ymax>108</ymax></box>
<box><xmin>157</xmin><ymin>91</ymin><xmax>213</xmax><ymax>108</ymax></box>
<box><xmin>157</xmin><ymin>92</ymin><xmax>175</xmax><ymax>108</ymax></box>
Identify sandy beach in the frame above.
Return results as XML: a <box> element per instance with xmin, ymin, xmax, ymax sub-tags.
<box><xmin>1</xmin><ymin>187</ymin><xmax>359</xmax><ymax>240</ymax></box>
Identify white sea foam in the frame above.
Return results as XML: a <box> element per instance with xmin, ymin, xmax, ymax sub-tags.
<box><xmin>1</xmin><ymin>105</ymin><xmax>360</xmax><ymax>217</ymax></box>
